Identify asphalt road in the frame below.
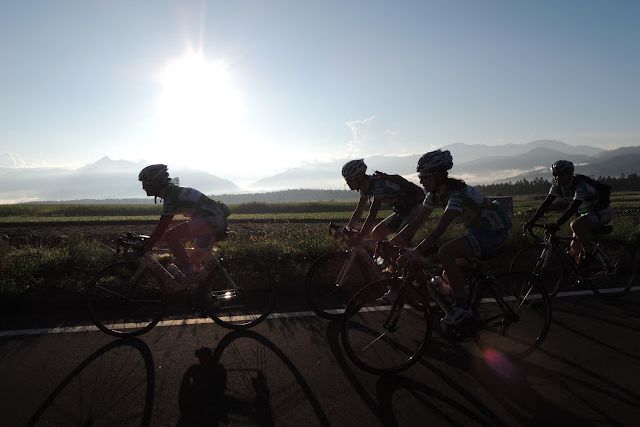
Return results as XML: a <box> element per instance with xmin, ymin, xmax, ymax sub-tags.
<box><xmin>1</xmin><ymin>291</ymin><xmax>639</xmax><ymax>426</ymax></box>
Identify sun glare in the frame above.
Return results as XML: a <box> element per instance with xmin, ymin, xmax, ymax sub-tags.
<box><xmin>154</xmin><ymin>52</ymin><xmax>245</xmax><ymax>159</ymax></box>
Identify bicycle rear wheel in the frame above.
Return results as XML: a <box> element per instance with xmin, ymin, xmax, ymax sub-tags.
<box><xmin>474</xmin><ymin>272</ymin><xmax>551</xmax><ymax>358</ymax></box>
<box><xmin>341</xmin><ymin>278</ymin><xmax>432</xmax><ymax>375</ymax></box>
<box><xmin>305</xmin><ymin>251</ymin><xmax>369</xmax><ymax>320</ymax></box>
<box><xmin>87</xmin><ymin>261</ymin><xmax>166</xmax><ymax>337</ymax></box>
<box><xmin>204</xmin><ymin>257</ymin><xmax>275</xmax><ymax>329</ymax></box>
<box><xmin>509</xmin><ymin>244</ymin><xmax>566</xmax><ymax>298</ymax></box>
<box><xmin>588</xmin><ymin>242</ymin><xmax>638</xmax><ymax>297</ymax></box>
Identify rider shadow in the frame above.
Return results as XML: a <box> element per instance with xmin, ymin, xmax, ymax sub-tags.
<box><xmin>26</xmin><ymin>338</ymin><xmax>155</xmax><ymax>427</ymax></box>
<box><xmin>177</xmin><ymin>346</ymin><xmax>267</xmax><ymax>426</ymax></box>
<box><xmin>181</xmin><ymin>329</ymin><xmax>330</xmax><ymax>427</ymax></box>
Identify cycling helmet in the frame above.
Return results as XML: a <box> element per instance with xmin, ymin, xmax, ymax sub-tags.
<box><xmin>138</xmin><ymin>164</ymin><xmax>169</xmax><ymax>184</ymax></box>
<box><xmin>416</xmin><ymin>149</ymin><xmax>453</xmax><ymax>173</ymax></box>
<box><xmin>551</xmin><ymin>160</ymin><xmax>574</xmax><ymax>176</ymax></box>
<box><xmin>341</xmin><ymin>159</ymin><xmax>367</xmax><ymax>179</ymax></box>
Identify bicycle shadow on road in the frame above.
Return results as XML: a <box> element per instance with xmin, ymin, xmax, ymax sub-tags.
<box><xmin>191</xmin><ymin>329</ymin><xmax>331</xmax><ymax>427</ymax></box>
<box><xmin>421</xmin><ymin>334</ymin><xmax>640</xmax><ymax>426</ymax></box>
<box><xmin>325</xmin><ymin>319</ymin><xmax>508</xmax><ymax>427</ymax></box>
<box><xmin>25</xmin><ymin>338</ymin><xmax>155</xmax><ymax>427</ymax></box>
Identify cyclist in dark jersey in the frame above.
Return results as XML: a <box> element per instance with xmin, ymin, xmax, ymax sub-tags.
<box><xmin>395</xmin><ymin>150</ymin><xmax>512</xmax><ymax>326</ymax></box>
<box><xmin>342</xmin><ymin>159</ymin><xmax>425</xmax><ymax>244</ymax></box>
<box><xmin>524</xmin><ymin>160</ymin><xmax>613</xmax><ymax>265</ymax></box>
<box><xmin>138</xmin><ymin>164</ymin><xmax>230</xmax><ymax>279</ymax></box>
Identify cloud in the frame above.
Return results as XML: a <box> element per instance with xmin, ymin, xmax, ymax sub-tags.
<box><xmin>0</xmin><ymin>152</ymin><xmax>26</xmax><ymax>168</ymax></box>
<box><xmin>345</xmin><ymin>116</ymin><xmax>398</xmax><ymax>156</ymax></box>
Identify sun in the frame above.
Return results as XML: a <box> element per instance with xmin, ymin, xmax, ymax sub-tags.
<box><xmin>154</xmin><ymin>52</ymin><xmax>245</xmax><ymax>155</ymax></box>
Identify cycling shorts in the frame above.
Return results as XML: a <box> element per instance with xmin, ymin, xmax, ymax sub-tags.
<box><xmin>464</xmin><ymin>228</ymin><xmax>509</xmax><ymax>258</ymax></box>
<box><xmin>580</xmin><ymin>205</ymin><xmax>612</xmax><ymax>228</ymax></box>
<box><xmin>188</xmin><ymin>215</ymin><xmax>229</xmax><ymax>248</ymax></box>
<box><xmin>379</xmin><ymin>203</ymin><xmax>422</xmax><ymax>235</ymax></box>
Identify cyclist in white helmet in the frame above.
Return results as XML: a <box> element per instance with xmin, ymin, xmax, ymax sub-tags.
<box><xmin>342</xmin><ymin>159</ymin><xmax>425</xmax><ymax>244</ymax></box>
<box><xmin>394</xmin><ymin>149</ymin><xmax>512</xmax><ymax>326</ymax></box>
<box><xmin>524</xmin><ymin>160</ymin><xmax>612</xmax><ymax>266</ymax></box>
<box><xmin>138</xmin><ymin>164</ymin><xmax>231</xmax><ymax>280</ymax></box>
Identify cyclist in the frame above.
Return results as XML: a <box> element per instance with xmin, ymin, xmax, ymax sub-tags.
<box><xmin>394</xmin><ymin>149</ymin><xmax>512</xmax><ymax>326</ymax></box>
<box><xmin>138</xmin><ymin>164</ymin><xmax>231</xmax><ymax>280</ymax></box>
<box><xmin>342</xmin><ymin>159</ymin><xmax>425</xmax><ymax>245</ymax></box>
<box><xmin>523</xmin><ymin>160</ymin><xmax>612</xmax><ymax>266</ymax></box>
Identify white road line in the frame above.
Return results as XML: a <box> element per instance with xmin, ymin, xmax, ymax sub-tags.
<box><xmin>1</xmin><ymin>286</ymin><xmax>639</xmax><ymax>338</ymax></box>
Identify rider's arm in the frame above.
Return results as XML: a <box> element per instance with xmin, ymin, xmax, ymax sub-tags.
<box><xmin>415</xmin><ymin>209</ymin><xmax>461</xmax><ymax>254</ymax></box>
<box><xmin>347</xmin><ymin>194</ymin><xmax>368</xmax><ymax>229</ymax></box>
<box><xmin>144</xmin><ymin>214</ymin><xmax>173</xmax><ymax>251</ymax></box>
<box><xmin>391</xmin><ymin>205</ymin><xmax>432</xmax><ymax>246</ymax></box>
<box><xmin>359</xmin><ymin>197</ymin><xmax>382</xmax><ymax>238</ymax></box>
<box><xmin>528</xmin><ymin>194</ymin><xmax>556</xmax><ymax>224</ymax></box>
<box><xmin>555</xmin><ymin>199</ymin><xmax>583</xmax><ymax>226</ymax></box>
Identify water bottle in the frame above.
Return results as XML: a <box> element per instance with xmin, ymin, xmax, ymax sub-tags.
<box><xmin>431</xmin><ymin>276</ymin><xmax>452</xmax><ymax>298</ymax></box>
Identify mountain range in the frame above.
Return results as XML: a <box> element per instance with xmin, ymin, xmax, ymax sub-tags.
<box><xmin>1</xmin><ymin>140</ymin><xmax>638</xmax><ymax>203</ymax></box>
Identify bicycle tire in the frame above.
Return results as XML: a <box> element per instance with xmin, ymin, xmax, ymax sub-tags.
<box><xmin>588</xmin><ymin>241</ymin><xmax>638</xmax><ymax>298</ymax></box>
<box><xmin>87</xmin><ymin>261</ymin><xmax>166</xmax><ymax>337</ymax></box>
<box><xmin>341</xmin><ymin>278</ymin><xmax>432</xmax><ymax>375</ymax></box>
<box><xmin>204</xmin><ymin>257</ymin><xmax>275</xmax><ymax>329</ymax></box>
<box><xmin>304</xmin><ymin>251</ymin><xmax>370</xmax><ymax>320</ymax></box>
<box><xmin>474</xmin><ymin>272</ymin><xmax>551</xmax><ymax>358</ymax></box>
<box><xmin>509</xmin><ymin>244</ymin><xmax>566</xmax><ymax>298</ymax></box>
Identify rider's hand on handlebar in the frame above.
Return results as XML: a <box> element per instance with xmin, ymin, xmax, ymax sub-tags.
<box><xmin>523</xmin><ymin>219</ymin><xmax>535</xmax><ymax>235</ymax></box>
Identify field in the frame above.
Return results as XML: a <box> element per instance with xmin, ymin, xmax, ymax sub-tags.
<box><xmin>1</xmin><ymin>193</ymin><xmax>639</xmax><ymax>303</ymax></box>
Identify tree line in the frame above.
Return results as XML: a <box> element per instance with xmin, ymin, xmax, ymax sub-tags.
<box><xmin>476</xmin><ymin>174</ymin><xmax>640</xmax><ymax>196</ymax></box>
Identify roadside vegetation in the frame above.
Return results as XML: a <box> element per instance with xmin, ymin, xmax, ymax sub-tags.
<box><xmin>1</xmin><ymin>194</ymin><xmax>638</xmax><ymax>304</ymax></box>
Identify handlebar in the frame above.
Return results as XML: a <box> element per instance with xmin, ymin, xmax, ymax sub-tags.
<box><xmin>116</xmin><ymin>232</ymin><xmax>149</xmax><ymax>255</ymax></box>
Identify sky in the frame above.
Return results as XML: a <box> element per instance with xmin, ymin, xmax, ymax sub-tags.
<box><xmin>1</xmin><ymin>0</ymin><xmax>639</xmax><ymax>184</ymax></box>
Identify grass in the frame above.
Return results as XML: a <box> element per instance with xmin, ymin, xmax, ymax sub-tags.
<box><xmin>1</xmin><ymin>193</ymin><xmax>638</xmax><ymax>302</ymax></box>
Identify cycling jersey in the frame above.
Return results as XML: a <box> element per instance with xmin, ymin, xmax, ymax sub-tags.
<box><xmin>423</xmin><ymin>183</ymin><xmax>511</xmax><ymax>231</ymax></box>
<box><xmin>361</xmin><ymin>173</ymin><xmax>425</xmax><ymax>215</ymax></box>
<box><xmin>162</xmin><ymin>185</ymin><xmax>230</xmax><ymax>218</ymax></box>
<box><xmin>549</xmin><ymin>175</ymin><xmax>610</xmax><ymax>214</ymax></box>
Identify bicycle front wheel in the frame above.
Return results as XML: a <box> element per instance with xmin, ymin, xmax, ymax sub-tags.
<box><xmin>474</xmin><ymin>272</ymin><xmax>551</xmax><ymax>358</ymax></box>
<box><xmin>509</xmin><ymin>244</ymin><xmax>566</xmax><ymax>298</ymax></box>
<box><xmin>87</xmin><ymin>261</ymin><xmax>166</xmax><ymax>337</ymax></box>
<box><xmin>305</xmin><ymin>251</ymin><xmax>369</xmax><ymax>320</ymax></box>
<box><xmin>341</xmin><ymin>279</ymin><xmax>432</xmax><ymax>375</ymax></box>
<box><xmin>204</xmin><ymin>257</ymin><xmax>275</xmax><ymax>329</ymax></box>
<box><xmin>588</xmin><ymin>241</ymin><xmax>638</xmax><ymax>297</ymax></box>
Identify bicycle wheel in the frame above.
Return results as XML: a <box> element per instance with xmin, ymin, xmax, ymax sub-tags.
<box><xmin>474</xmin><ymin>272</ymin><xmax>551</xmax><ymax>358</ymax></box>
<box><xmin>204</xmin><ymin>257</ymin><xmax>275</xmax><ymax>329</ymax></box>
<box><xmin>87</xmin><ymin>261</ymin><xmax>166</xmax><ymax>337</ymax></box>
<box><xmin>509</xmin><ymin>244</ymin><xmax>566</xmax><ymax>298</ymax></box>
<box><xmin>305</xmin><ymin>251</ymin><xmax>369</xmax><ymax>320</ymax></box>
<box><xmin>341</xmin><ymin>278</ymin><xmax>432</xmax><ymax>375</ymax></box>
<box><xmin>588</xmin><ymin>241</ymin><xmax>638</xmax><ymax>297</ymax></box>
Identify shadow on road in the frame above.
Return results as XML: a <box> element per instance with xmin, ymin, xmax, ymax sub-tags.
<box><xmin>190</xmin><ymin>329</ymin><xmax>331</xmax><ymax>426</ymax></box>
<box><xmin>26</xmin><ymin>338</ymin><xmax>155</xmax><ymax>427</ymax></box>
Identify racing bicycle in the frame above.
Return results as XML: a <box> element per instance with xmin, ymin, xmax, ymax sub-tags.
<box><xmin>510</xmin><ymin>224</ymin><xmax>638</xmax><ymax>298</ymax></box>
<box><xmin>87</xmin><ymin>233</ymin><xmax>276</xmax><ymax>337</ymax></box>
<box><xmin>341</xmin><ymin>242</ymin><xmax>551</xmax><ymax>375</ymax></box>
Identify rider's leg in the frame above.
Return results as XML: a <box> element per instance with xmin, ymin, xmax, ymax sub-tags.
<box><xmin>570</xmin><ymin>215</ymin><xmax>593</xmax><ymax>256</ymax></box>
<box><xmin>187</xmin><ymin>216</ymin><xmax>224</xmax><ymax>267</ymax></box>
<box><xmin>163</xmin><ymin>222</ymin><xmax>194</xmax><ymax>270</ymax></box>
<box><xmin>438</xmin><ymin>237</ymin><xmax>475</xmax><ymax>301</ymax></box>
<box><xmin>371</xmin><ymin>213</ymin><xmax>401</xmax><ymax>241</ymax></box>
